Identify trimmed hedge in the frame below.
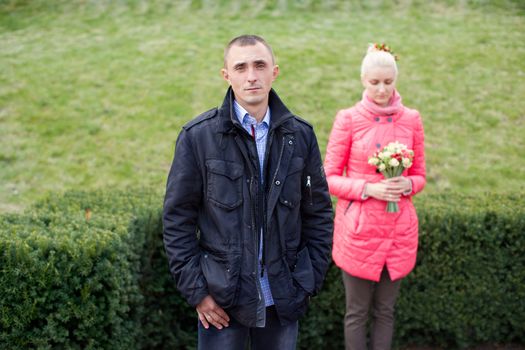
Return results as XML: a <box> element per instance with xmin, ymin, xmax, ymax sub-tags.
<box><xmin>394</xmin><ymin>194</ymin><xmax>525</xmax><ymax>348</ymax></box>
<box><xmin>0</xmin><ymin>190</ymin><xmax>195</xmax><ymax>349</ymax></box>
<box><xmin>1</xmin><ymin>191</ymin><xmax>524</xmax><ymax>349</ymax></box>
<box><xmin>299</xmin><ymin>194</ymin><xmax>525</xmax><ymax>349</ymax></box>
<box><xmin>1</xmin><ymin>191</ymin><xmax>146</xmax><ymax>349</ymax></box>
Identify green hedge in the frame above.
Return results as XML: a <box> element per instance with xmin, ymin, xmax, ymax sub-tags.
<box><xmin>301</xmin><ymin>194</ymin><xmax>525</xmax><ymax>349</ymax></box>
<box><xmin>1</xmin><ymin>191</ymin><xmax>524</xmax><ymax>349</ymax></box>
<box><xmin>0</xmin><ymin>190</ymin><xmax>195</xmax><ymax>349</ymax></box>
<box><xmin>394</xmin><ymin>194</ymin><xmax>525</xmax><ymax>348</ymax></box>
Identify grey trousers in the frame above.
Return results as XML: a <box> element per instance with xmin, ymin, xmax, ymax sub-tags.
<box><xmin>342</xmin><ymin>267</ymin><xmax>402</xmax><ymax>350</ymax></box>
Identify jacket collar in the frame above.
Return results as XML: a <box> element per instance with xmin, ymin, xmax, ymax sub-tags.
<box><xmin>358</xmin><ymin>89</ymin><xmax>404</xmax><ymax>122</ymax></box>
<box><xmin>217</xmin><ymin>87</ymin><xmax>295</xmax><ymax>134</ymax></box>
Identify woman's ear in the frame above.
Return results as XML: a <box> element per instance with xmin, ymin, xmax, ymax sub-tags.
<box><xmin>361</xmin><ymin>74</ymin><xmax>367</xmax><ymax>88</ymax></box>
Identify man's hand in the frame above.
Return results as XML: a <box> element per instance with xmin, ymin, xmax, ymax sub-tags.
<box><xmin>196</xmin><ymin>295</ymin><xmax>230</xmax><ymax>330</ymax></box>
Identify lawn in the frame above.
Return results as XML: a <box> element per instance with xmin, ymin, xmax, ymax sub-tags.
<box><xmin>1</xmin><ymin>0</ymin><xmax>524</xmax><ymax>212</ymax></box>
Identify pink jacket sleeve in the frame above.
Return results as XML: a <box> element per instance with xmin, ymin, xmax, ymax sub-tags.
<box><xmin>406</xmin><ymin>112</ymin><xmax>426</xmax><ymax>195</ymax></box>
<box><xmin>324</xmin><ymin>110</ymin><xmax>367</xmax><ymax>201</ymax></box>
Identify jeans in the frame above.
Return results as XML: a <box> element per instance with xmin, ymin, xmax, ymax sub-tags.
<box><xmin>198</xmin><ymin>306</ymin><xmax>298</xmax><ymax>350</ymax></box>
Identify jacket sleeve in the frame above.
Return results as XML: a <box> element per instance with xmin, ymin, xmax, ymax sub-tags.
<box><xmin>300</xmin><ymin>130</ymin><xmax>334</xmax><ymax>295</ymax></box>
<box><xmin>163</xmin><ymin>129</ymin><xmax>208</xmax><ymax>307</ymax></box>
<box><xmin>324</xmin><ymin>110</ymin><xmax>367</xmax><ymax>201</ymax></box>
<box><xmin>406</xmin><ymin>112</ymin><xmax>426</xmax><ymax>195</ymax></box>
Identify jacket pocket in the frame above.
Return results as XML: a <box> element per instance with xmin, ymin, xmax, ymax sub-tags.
<box><xmin>201</xmin><ymin>250</ymin><xmax>241</xmax><ymax>309</ymax></box>
<box><xmin>290</xmin><ymin>246</ymin><xmax>315</xmax><ymax>295</ymax></box>
<box><xmin>343</xmin><ymin>201</ymin><xmax>361</xmax><ymax>234</ymax></box>
<box><xmin>206</xmin><ymin>159</ymin><xmax>243</xmax><ymax>210</ymax></box>
<box><xmin>280</xmin><ymin>157</ymin><xmax>304</xmax><ymax>208</ymax></box>
<box><xmin>344</xmin><ymin>200</ymin><xmax>353</xmax><ymax>215</ymax></box>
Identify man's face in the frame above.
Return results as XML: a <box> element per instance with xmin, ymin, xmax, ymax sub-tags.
<box><xmin>221</xmin><ymin>42</ymin><xmax>279</xmax><ymax>110</ymax></box>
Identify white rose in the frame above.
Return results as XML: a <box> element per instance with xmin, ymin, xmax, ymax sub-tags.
<box><xmin>368</xmin><ymin>157</ymin><xmax>379</xmax><ymax>166</ymax></box>
<box><xmin>381</xmin><ymin>151</ymin><xmax>391</xmax><ymax>159</ymax></box>
<box><xmin>389</xmin><ymin>158</ymin><xmax>400</xmax><ymax>167</ymax></box>
<box><xmin>402</xmin><ymin>158</ymin><xmax>412</xmax><ymax>168</ymax></box>
<box><xmin>378</xmin><ymin>164</ymin><xmax>386</xmax><ymax>171</ymax></box>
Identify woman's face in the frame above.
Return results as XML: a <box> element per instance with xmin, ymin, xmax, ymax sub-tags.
<box><xmin>362</xmin><ymin>66</ymin><xmax>397</xmax><ymax>107</ymax></box>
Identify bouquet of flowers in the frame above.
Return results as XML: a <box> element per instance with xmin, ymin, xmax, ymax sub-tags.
<box><xmin>368</xmin><ymin>141</ymin><xmax>414</xmax><ymax>212</ymax></box>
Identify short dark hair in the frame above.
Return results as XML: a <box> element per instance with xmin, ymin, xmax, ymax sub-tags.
<box><xmin>224</xmin><ymin>35</ymin><xmax>275</xmax><ymax>66</ymax></box>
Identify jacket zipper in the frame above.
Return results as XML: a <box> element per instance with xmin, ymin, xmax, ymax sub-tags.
<box><xmin>259</xmin><ymin>132</ymin><xmax>276</xmax><ymax>279</ymax></box>
<box><xmin>306</xmin><ymin>175</ymin><xmax>313</xmax><ymax>206</ymax></box>
<box><xmin>248</xmin><ymin>132</ymin><xmax>267</xmax><ymax>309</ymax></box>
<box><xmin>250</xmin><ymin>175</ymin><xmax>264</xmax><ymax>300</ymax></box>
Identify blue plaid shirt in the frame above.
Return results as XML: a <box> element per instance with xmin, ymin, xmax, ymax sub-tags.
<box><xmin>234</xmin><ymin>100</ymin><xmax>275</xmax><ymax>307</ymax></box>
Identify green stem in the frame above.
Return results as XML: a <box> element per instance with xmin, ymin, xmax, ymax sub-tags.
<box><xmin>386</xmin><ymin>201</ymin><xmax>399</xmax><ymax>213</ymax></box>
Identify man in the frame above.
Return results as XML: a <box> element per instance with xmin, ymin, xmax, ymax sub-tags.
<box><xmin>163</xmin><ymin>34</ymin><xmax>333</xmax><ymax>350</ymax></box>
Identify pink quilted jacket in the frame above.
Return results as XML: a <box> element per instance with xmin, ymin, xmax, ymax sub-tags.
<box><xmin>324</xmin><ymin>90</ymin><xmax>426</xmax><ymax>281</ymax></box>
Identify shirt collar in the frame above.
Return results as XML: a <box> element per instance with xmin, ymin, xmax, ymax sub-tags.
<box><xmin>234</xmin><ymin>100</ymin><xmax>271</xmax><ymax>127</ymax></box>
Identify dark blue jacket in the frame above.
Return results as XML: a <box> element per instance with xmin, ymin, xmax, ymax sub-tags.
<box><xmin>163</xmin><ymin>88</ymin><xmax>333</xmax><ymax>327</ymax></box>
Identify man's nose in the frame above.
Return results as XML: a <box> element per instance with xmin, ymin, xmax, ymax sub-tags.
<box><xmin>247</xmin><ymin>67</ymin><xmax>257</xmax><ymax>82</ymax></box>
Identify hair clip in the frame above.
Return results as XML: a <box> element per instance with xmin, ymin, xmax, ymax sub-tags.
<box><xmin>371</xmin><ymin>43</ymin><xmax>399</xmax><ymax>61</ymax></box>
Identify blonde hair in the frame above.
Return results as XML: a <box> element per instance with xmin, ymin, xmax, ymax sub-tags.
<box><xmin>360</xmin><ymin>44</ymin><xmax>398</xmax><ymax>78</ymax></box>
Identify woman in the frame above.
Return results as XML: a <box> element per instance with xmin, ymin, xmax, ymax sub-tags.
<box><xmin>324</xmin><ymin>44</ymin><xmax>426</xmax><ymax>350</ymax></box>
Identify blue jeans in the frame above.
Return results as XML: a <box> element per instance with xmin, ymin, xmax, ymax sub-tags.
<box><xmin>198</xmin><ymin>306</ymin><xmax>298</xmax><ymax>350</ymax></box>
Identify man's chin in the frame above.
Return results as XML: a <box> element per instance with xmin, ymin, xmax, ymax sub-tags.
<box><xmin>242</xmin><ymin>96</ymin><xmax>266</xmax><ymax>106</ymax></box>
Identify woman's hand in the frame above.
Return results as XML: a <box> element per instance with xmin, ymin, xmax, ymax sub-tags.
<box><xmin>365</xmin><ymin>176</ymin><xmax>411</xmax><ymax>202</ymax></box>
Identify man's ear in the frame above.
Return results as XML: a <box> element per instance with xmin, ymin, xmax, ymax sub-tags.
<box><xmin>221</xmin><ymin>68</ymin><xmax>230</xmax><ymax>84</ymax></box>
<box><xmin>272</xmin><ymin>65</ymin><xmax>280</xmax><ymax>81</ymax></box>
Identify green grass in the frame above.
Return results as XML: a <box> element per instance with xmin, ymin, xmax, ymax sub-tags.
<box><xmin>1</xmin><ymin>0</ymin><xmax>524</xmax><ymax>212</ymax></box>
